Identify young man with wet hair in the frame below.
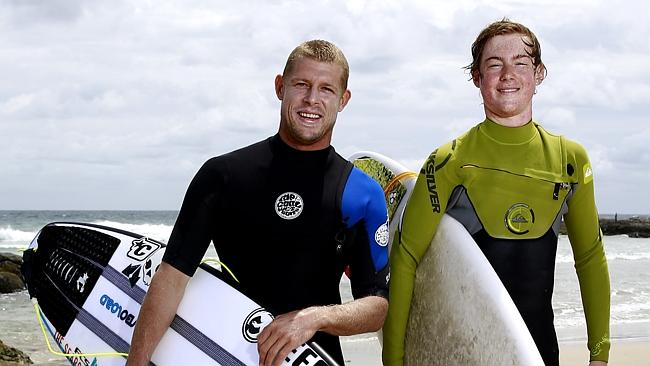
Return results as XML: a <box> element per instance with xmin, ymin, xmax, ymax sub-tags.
<box><xmin>383</xmin><ymin>19</ymin><xmax>610</xmax><ymax>366</ymax></box>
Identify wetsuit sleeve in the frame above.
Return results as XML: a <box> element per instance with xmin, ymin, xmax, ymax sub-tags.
<box><xmin>563</xmin><ymin>141</ymin><xmax>611</xmax><ymax>362</ymax></box>
<box><xmin>383</xmin><ymin>142</ymin><xmax>458</xmax><ymax>366</ymax></box>
<box><xmin>342</xmin><ymin>167</ymin><xmax>390</xmax><ymax>299</ymax></box>
<box><xmin>162</xmin><ymin>158</ymin><xmax>224</xmax><ymax>276</ymax></box>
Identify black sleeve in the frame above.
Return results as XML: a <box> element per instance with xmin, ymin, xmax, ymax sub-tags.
<box><xmin>162</xmin><ymin>158</ymin><xmax>225</xmax><ymax>276</ymax></box>
<box><xmin>347</xmin><ymin>223</ymin><xmax>390</xmax><ymax>300</ymax></box>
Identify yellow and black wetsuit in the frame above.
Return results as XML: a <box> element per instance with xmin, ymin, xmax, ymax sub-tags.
<box><xmin>383</xmin><ymin>119</ymin><xmax>610</xmax><ymax>366</ymax></box>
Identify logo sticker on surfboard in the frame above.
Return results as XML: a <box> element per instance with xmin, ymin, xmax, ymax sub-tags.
<box><xmin>242</xmin><ymin>308</ymin><xmax>274</xmax><ymax>343</ymax></box>
<box><xmin>127</xmin><ymin>237</ymin><xmax>161</xmax><ymax>261</ymax></box>
<box><xmin>275</xmin><ymin>192</ymin><xmax>304</xmax><ymax>220</ymax></box>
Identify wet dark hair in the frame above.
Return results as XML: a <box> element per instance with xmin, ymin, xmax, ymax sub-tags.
<box><xmin>465</xmin><ymin>18</ymin><xmax>547</xmax><ymax>80</ymax></box>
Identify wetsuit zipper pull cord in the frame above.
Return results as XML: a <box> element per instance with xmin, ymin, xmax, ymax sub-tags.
<box><xmin>553</xmin><ymin>183</ymin><xmax>560</xmax><ymax>200</ymax></box>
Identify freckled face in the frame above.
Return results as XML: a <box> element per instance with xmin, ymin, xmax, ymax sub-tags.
<box><xmin>474</xmin><ymin>33</ymin><xmax>544</xmax><ymax>127</ymax></box>
<box><xmin>275</xmin><ymin>57</ymin><xmax>351</xmax><ymax>151</ymax></box>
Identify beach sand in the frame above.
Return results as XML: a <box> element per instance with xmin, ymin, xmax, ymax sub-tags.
<box><xmin>560</xmin><ymin>339</ymin><xmax>650</xmax><ymax>366</ymax></box>
<box><xmin>339</xmin><ymin>335</ymin><xmax>650</xmax><ymax>365</ymax></box>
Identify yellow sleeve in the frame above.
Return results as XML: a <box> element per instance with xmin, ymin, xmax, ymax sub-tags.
<box><xmin>382</xmin><ymin>142</ymin><xmax>458</xmax><ymax>366</ymax></box>
<box><xmin>563</xmin><ymin>141</ymin><xmax>611</xmax><ymax>362</ymax></box>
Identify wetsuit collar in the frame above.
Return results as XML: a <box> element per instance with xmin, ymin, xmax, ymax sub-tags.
<box><xmin>480</xmin><ymin>118</ymin><xmax>538</xmax><ymax>145</ymax></box>
<box><xmin>270</xmin><ymin>134</ymin><xmax>333</xmax><ymax>160</ymax></box>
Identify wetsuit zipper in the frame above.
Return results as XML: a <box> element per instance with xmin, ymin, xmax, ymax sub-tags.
<box><xmin>460</xmin><ymin>164</ymin><xmax>571</xmax><ymax>200</ymax></box>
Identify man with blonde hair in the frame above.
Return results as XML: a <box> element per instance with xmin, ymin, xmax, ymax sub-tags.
<box><xmin>127</xmin><ymin>40</ymin><xmax>389</xmax><ymax>366</ymax></box>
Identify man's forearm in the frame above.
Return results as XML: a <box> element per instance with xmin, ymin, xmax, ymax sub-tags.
<box><xmin>318</xmin><ymin>295</ymin><xmax>388</xmax><ymax>336</ymax></box>
<box><xmin>126</xmin><ymin>262</ymin><xmax>190</xmax><ymax>366</ymax></box>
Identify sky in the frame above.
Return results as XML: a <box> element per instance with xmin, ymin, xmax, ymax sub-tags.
<box><xmin>1</xmin><ymin>0</ymin><xmax>649</xmax><ymax>213</ymax></box>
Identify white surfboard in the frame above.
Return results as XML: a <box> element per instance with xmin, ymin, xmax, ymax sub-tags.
<box><xmin>23</xmin><ymin>222</ymin><xmax>337</xmax><ymax>366</ymax></box>
<box><xmin>350</xmin><ymin>151</ymin><xmax>543</xmax><ymax>365</ymax></box>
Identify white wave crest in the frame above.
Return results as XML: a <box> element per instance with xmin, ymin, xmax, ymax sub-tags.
<box><xmin>556</xmin><ymin>252</ymin><xmax>650</xmax><ymax>264</ymax></box>
<box><xmin>607</xmin><ymin>253</ymin><xmax>650</xmax><ymax>261</ymax></box>
<box><xmin>0</xmin><ymin>226</ymin><xmax>36</xmax><ymax>242</ymax></box>
<box><xmin>91</xmin><ymin>221</ymin><xmax>173</xmax><ymax>243</ymax></box>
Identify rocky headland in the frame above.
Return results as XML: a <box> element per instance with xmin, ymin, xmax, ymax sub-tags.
<box><xmin>559</xmin><ymin>217</ymin><xmax>650</xmax><ymax>238</ymax></box>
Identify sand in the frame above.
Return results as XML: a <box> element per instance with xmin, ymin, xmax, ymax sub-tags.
<box><xmin>560</xmin><ymin>339</ymin><xmax>650</xmax><ymax>366</ymax></box>
<box><xmin>340</xmin><ymin>335</ymin><xmax>650</xmax><ymax>365</ymax></box>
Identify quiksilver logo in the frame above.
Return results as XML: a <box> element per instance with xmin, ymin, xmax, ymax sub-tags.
<box><xmin>275</xmin><ymin>192</ymin><xmax>304</xmax><ymax>220</ymax></box>
<box><xmin>510</xmin><ymin>214</ymin><xmax>528</xmax><ymax>223</ymax></box>
<box><xmin>505</xmin><ymin>203</ymin><xmax>535</xmax><ymax>235</ymax></box>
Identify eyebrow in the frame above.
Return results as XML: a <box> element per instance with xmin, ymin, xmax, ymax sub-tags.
<box><xmin>485</xmin><ymin>54</ymin><xmax>532</xmax><ymax>63</ymax></box>
<box><xmin>290</xmin><ymin>77</ymin><xmax>338</xmax><ymax>89</ymax></box>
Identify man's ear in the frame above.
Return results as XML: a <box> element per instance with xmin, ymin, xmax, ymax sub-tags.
<box><xmin>472</xmin><ymin>70</ymin><xmax>481</xmax><ymax>88</ymax></box>
<box><xmin>535</xmin><ymin>65</ymin><xmax>545</xmax><ymax>85</ymax></box>
<box><xmin>275</xmin><ymin>74</ymin><xmax>284</xmax><ymax>100</ymax></box>
<box><xmin>338</xmin><ymin>89</ymin><xmax>351</xmax><ymax>112</ymax></box>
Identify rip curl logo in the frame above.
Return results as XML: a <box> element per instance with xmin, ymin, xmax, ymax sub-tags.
<box><xmin>242</xmin><ymin>308</ymin><xmax>274</xmax><ymax>343</ymax></box>
<box><xmin>505</xmin><ymin>203</ymin><xmax>535</xmax><ymax>235</ymax></box>
<box><xmin>275</xmin><ymin>192</ymin><xmax>304</xmax><ymax>220</ymax></box>
<box><xmin>375</xmin><ymin>219</ymin><xmax>389</xmax><ymax>247</ymax></box>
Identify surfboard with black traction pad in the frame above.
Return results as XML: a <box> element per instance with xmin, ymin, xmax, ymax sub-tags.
<box><xmin>22</xmin><ymin>222</ymin><xmax>338</xmax><ymax>366</ymax></box>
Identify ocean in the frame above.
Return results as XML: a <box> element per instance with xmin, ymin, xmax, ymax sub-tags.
<box><xmin>1</xmin><ymin>210</ymin><xmax>649</xmax><ymax>365</ymax></box>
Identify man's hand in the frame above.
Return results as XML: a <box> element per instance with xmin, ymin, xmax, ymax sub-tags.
<box><xmin>256</xmin><ymin>307</ymin><xmax>323</xmax><ymax>366</ymax></box>
<box><xmin>256</xmin><ymin>296</ymin><xmax>387</xmax><ymax>366</ymax></box>
<box><xmin>589</xmin><ymin>361</ymin><xmax>607</xmax><ymax>366</ymax></box>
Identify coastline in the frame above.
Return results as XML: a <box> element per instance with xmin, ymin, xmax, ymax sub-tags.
<box><xmin>559</xmin><ymin>217</ymin><xmax>650</xmax><ymax>238</ymax></box>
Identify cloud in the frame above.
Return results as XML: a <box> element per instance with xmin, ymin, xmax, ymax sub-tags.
<box><xmin>1</xmin><ymin>0</ymin><xmax>648</xmax><ymax>212</ymax></box>
<box><xmin>0</xmin><ymin>0</ymin><xmax>84</xmax><ymax>26</ymax></box>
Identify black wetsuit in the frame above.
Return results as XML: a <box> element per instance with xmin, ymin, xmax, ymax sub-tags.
<box><xmin>163</xmin><ymin>135</ymin><xmax>390</xmax><ymax>363</ymax></box>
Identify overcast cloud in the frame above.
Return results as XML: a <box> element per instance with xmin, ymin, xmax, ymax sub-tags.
<box><xmin>1</xmin><ymin>0</ymin><xmax>649</xmax><ymax>213</ymax></box>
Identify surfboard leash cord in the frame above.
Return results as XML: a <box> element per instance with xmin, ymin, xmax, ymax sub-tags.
<box><xmin>32</xmin><ymin>298</ymin><xmax>130</xmax><ymax>359</ymax></box>
<box><xmin>201</xmin><ymin>258</ymin><xmax>239</xmax><ymax>283</ymax></box>
<box><xmin>384</xmin><ymin>171</ymin><xmax>418</xmax><ymax>199</ymax></box>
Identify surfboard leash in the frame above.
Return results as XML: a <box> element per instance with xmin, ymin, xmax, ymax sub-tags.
<box><xmin>32</xmin><ymin>298</ymin><xmax>130</xmax><ymax>359</ymax></box>
<box><xmin>201</xmin><ymin>258</ymin><xmax>239</xmax><ymax>283</ymax></box>
<box><xmin>384</xmin><ymin>171</ymin><xmax>418</xmax><ymax>199</ymax></box>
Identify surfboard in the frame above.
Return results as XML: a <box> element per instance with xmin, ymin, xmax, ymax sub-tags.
<box><xmin>350</xmin><ymin>151</ymin><xmax>416</xmax><ymax>250</ymax></box>
<box><xmin>22</xmin><ymin>222</ymin><xmax>337</xmax><ymax>366</ymax></box>
<box><xmin>349</xmin><ymin>151</ymin><xmax>544</xmax><ymax>365</ymax></box>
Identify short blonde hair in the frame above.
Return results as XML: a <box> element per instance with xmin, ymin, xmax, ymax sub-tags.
<box><xmin>283</xmin><ymin>40</ymin><xmax>350</xmax><ymax>91</ymax></box>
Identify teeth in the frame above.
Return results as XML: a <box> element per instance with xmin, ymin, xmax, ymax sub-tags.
<box><xmin>500</xmin><ymin>88</ymin><xmax>518</xmax><ymax>93</ymax></box>
<box><xmin>299</xmin><ymin>112</ymin><xmax>320</xmax><ymax>119</ymax></box>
